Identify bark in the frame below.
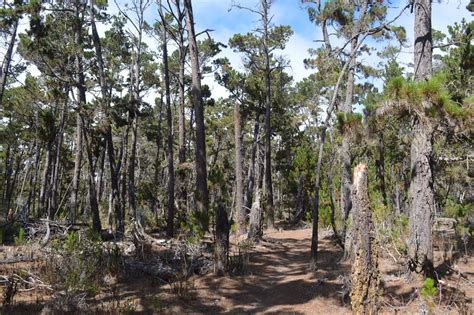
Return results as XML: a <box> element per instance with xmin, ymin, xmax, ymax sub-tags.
<box><xmin>128</xmin><ymin>114</ymin><xmax>138</xmax><ymax>220</ymax></box>
<box><xmin>177</xmin><ymin>12</ymin><xmax>188</xmax><ymax>217</ymax></box>
<box><xmin>49</xmin><ymin>98</ymin><xmax>67</xmax><ymax>219</ymax></box>
<box><xmin>3</xmin><ymin>145</ymin><xmax>12</xmax><ymax>212</ymax></box>
<box><xmin>176</xmin><ymin>1</ymin><xmax>187</xmax><ymax>164</ymax></box>
<box><xmin>82</xmin><ymin>117</ymin><xmax>102</xmax><ymax>234</ymax></box>
<box><xmin>350</xmin><ymin>164</ymin><xmax>380</xmax><ymax>315</ymax></box>
<box><xmin>161</xmin><ymin>20</ymin><xmax>175</xmax><ymax>238</ymax></box>
<box><xmin>375</xmin><ymin>133</ymin><xmax>387</xmax><ymax>206</ymax></box>
<box><xmin>327</xmin><ymin>160</ymin><xmax>343</xmax><ymax>249</ymax></box>
<box><xmin>262</xmin><ymin>0</ymin><xmax>275</xmax><ymax>230</ymax></box>
<box><xmin>248</xmin><ymin>142</ymin><xmax>263</xmax><ymax>241</ymax></box>
<box><xmin>234</xmin><ymin>101</ymin><xmax>246</xmax><ymax>235</ymax></box>
<box><xmin>214</xmin><ymin>202</ymin><xmax>229</xmax><ymax>276</ymax></box>
<box><xmin>244</xmin><ymin>114</ymin><xmax>261</xmax><ymax>211</ymax></box>
<box><xmin>153</xmin><ymin>94</ymin><xmax>164</xmax><ymax>217</ymax></box>
<box><xmin>341</xmin><ymin>0</ymin><xmax>370</xmax><ymax>259</ymax></box>
<box><xmin>90</xmin><ymin>1</ymin><xmax>123</xmax><ymax>233</ymax></box>
<box><xmin>292</xmin><ymin>174</ymin><xmax>305</xmax><ymax>224</ymax></box>
<box><xmin>413</xmin><ymin>0</ymin><xmax>432</xmax><ymax>81</ymax></box>
<box><xmin>408</xmin><ymin>119</ymin><xmax>435</xmax><ymax>276</ymax></box>
<box><xmin>185</xmin><ymin>0</ymin><xmax>209</xmax><ymax>230</ymax></box>
<box><xmin>27</xmin><ymin>141</ymin><xmax>41</xmax><ymax>216</ymax></box>
<box><xmin>39</xmin><ymin>144</ymin><xmax>52</xmax><ymax>217</ymax></box>
<box><xmin>120</xmin><ymin>125</ymin><xmax>129</xmax><ymax>225</ymax></box>
<box><xmin>0</xmin><ymin>16</ymin><xmax>18</xmax><ymax>104</ymax></box>
<box><xmin>408</xmin><ymin>0</ymin><xmax>435</xmax><ymax>278</ymax></box>
<box><xmin>310</xmin><ymin>130</ymin><xmax>325</xmax><ymax>269</ymax></box>
<box><xmin>69</xmin><ymin>0</ymin><xmax>86</xmax><ymax>224</ymax></box>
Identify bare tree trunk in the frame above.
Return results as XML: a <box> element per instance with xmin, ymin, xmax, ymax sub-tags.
<box><xmin>90</xmin><ymin>1</ymin><xmax>123</xmax><ymax>233</ymax></box>
<box><xmin>310</xmin><ymin>129</ymin><xmax>325</xmax><ymax>269</ymax></box>
<box><xmin>262</xmin><ymin>0</ymin><xmax>275</xmax><ymax>230</ymax></box>
<box><xmin>49</xmin><ymin>97</ymin><xmax>67</xmax><ymax>219</ymax></box>
<box><xmin>244</xmin><ymin>114</ymin><xmax>261</xmax><ymax>211</ymax></box>
<box><xmin>248</xmin><ymin>143</ymin><xmax>263</xmax><ymax>241</ymax></box>
<box><xmin>292</xmin><ymin>174</ymin><xmax>305</xmax><ymax>224</ymax></box>
<box><xmin>160</xmin><ymin>19</ymin><xmax>175</xmax><ymax>237</ymax></box>
<box><xmin>40</xmin><ymin>144</ymin><xmax>52</xmax><ymax>217</ymax></box>
<box><xmin>128</xmin><ymin>114</ymin><xmax>138</xmax><ymax>221</ymax></box>
<box><xmin>0</xmin><ymin>16</ymin><xmax>18</xmax><ymax>104</ymax></box>
<box><xmin>69</xmin><ymin>0</ymin><xmax>86</xmax><ymax>224</ymax></box>
<box><xmin>120</xmin><ymin>125</ymin><xmax>129</xmax><ymax>225</ymax></box>
<box><xmin>234</xmin><ymin>101</ymin><xmax>245</xmax><ymax>235</ymax></box>
<box><xmin>341</xmin><ymin>0</ymin><xmax>370</xmax><ymax>259</ymax></box>
<box><xmin>408</xmin><ymin>0</ymin><xmax>435</xmax><ymax>278</ymax></box>
<box><xmin>185</xmin><ymin>0</ymin><xmax>209</xmax><ymax>230</ymax></box>
<box><xmin>350</xmin><ymin>164</ymin><xmax>380</xmax><ymax>315</ymax></box>
<box><xmin>82</xmin><ymin>117</ymin><xmax>102</xmax><ymax>234</ymax></box>
<box><xmin>153</xmin><ymin>94</ymin><xmax>164</xmax><ymax>218</ymax></box>
<box><xmin>215</xmin><ymin>202</ymin><xmax>229</xmax><ymax>276</ymax></box>
<box><xmin>3</xmin><ymin>145</ymin><xmax>13</xmax><ymax>213</ymax></box>
<box><xmin>375</xmin><ymin>133</ymin><xmax>387</xmax><ymax>206</ymax></box>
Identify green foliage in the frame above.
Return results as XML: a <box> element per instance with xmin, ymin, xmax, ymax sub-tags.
<box><xmin>384</xmin><ymin>73</ymin><xmax>473</xmax><ymax>120</ymax></box>
<box><xmin>14</xmin><ymin>227</ymin><xmax>26</xmax><ymax>245</ymax></box>
<box><xmin>420</xmin><ymin>278</ymin><xmax>438</xmax><ymax>300</ymax></box>
<box><xmin>49</xmin><ymin>232</ymin><xmax>108</xmax><ymax>295</ymax></box>
<box><xmin>336</xmin><ymin>112</ymin><xmax>362</xmax><ymax>133</ymax></box>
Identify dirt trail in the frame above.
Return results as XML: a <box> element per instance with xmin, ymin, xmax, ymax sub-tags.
<box><xmin>3</xmin><ymin>227</ymin><xmax>472</xmax><ymax>314</ymax></box>
<box><xmin>181</xmin><ymin>228</ymin><xmax>351</xmax><ymax>314</ymax></box>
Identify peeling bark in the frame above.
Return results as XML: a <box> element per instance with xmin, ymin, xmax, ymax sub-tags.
<box><xmin>350</xmin><ymin>164</ymin><xmax>380</xmax><ymax>315</ymax></box>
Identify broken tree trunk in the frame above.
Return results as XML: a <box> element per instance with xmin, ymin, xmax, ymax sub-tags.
<box><xmin>215</xmin><ymin>202</ymin><xmax>229</xmax><ymax>276</ymax></box>
<box><xmin>350</xmin><ymin>163</ymin><xmax>380</xmax><ymax>315</ymax></box>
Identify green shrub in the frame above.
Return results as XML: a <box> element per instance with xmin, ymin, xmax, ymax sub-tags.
<box><xmin>420</xmin><ymin>278</ymin><xmax>438</xmax><ymax>300</ymax></box>
<box><xmin>14</xmin><ymin>227</ymin><xmax>26</xmax><ymax>245</ymax></box>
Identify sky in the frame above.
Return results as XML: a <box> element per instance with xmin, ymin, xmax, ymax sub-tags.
<box><xmin>5</xmin><ymin>0</ymin><xmax>473</xmax><ymax>102</ymax></box>
<box><xmin>187</xmin><ymin>0</ymin><xmax>472</xmax><ymax>98</ymax></box>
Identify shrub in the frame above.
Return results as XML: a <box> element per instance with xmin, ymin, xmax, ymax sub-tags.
<box><xmin>420</xmin><ymin>277</ymin><xmax>438</xmax><ymax>300</ymax></box>
<box><xmin>14</xmin><ymin>227</ymin><xmax>26</xmax><ymax>245</ymax></box>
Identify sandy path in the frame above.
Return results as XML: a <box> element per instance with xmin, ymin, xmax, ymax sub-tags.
<box><xmin>186</xmin><ymin>228</ymin><xmax>352</xmax><ymax>314</ymax></box>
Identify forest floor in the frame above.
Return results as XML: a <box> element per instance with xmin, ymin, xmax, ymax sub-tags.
<box><xmin>1</xmin><ymin>226</ymin><xmax>473</xmax><ymax>314</ymax></box>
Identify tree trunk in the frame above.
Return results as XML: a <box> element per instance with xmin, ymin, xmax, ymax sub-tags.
<box><xmin>40</xmin><ymin>144</ymin><xmax>52</xmax><ymax>217</ymax></box>
<box><xmin>375</xmin><ymin>133</ymin><xmax>387</xmax><ymax>206</ymax></box>
<box><xmin>248</xmin><ymin>143</ymin><xmax>263</xmax><ymax>241</ymax></box>
<box><xmin>408</xmin><ymin>119</ymin><xmax>435</xmax><ymax>275</ymax></box>
<box><xmin>310</xmin><ymin>129</ymin><xmax>326</xmax><ymax>269</ymax></box>
<box><xmin>82</xmin><ymin>117</ymin><xmax>102</xmax><ymax>234</ymax></box>
<box><xmin>215</xmin><ymin>202</ymin><xmax>229</xmax><ymax>276</ymax></box>
<box><xmin>185</xmin><ymin>0</ymin><xmax>209</xmax><ymax>230</ymax></box>
<box><xmin>408</xmin><ymin>0</ymin><xmax>435</xmax><ymax>278</ymax></box>
<box><xmin>90</xmin><ymin>1</ymin><xmax>123</xmax><ymax>233</ymax></box>
<box><xmin>120</xmin><ymin>125</ymin><xmax>129</xmax><ymax>226</ymax></box>
<box><xmin>128</xmin><ymin>114</ymin><xmax>138</xmax><ymax>221</ymax></box>
<box><xmin>234</xmin><ymin>101</ymin><xmax>246</xmax><ymax>235</ymax></box>
<box><xmin>69</xmin><ymin>0</ymin><xmax>86</xmax><ymax>224</ymax></box>
<box><xmin>350</xmin><ymin>164</ymin><xmax>380</xmax><ymax>315</ymax></box>
<box><xmin>161</xmin><ymin>23</ymin><xmax>175</xmax><ymax>238</ymax></box>
<box><xmin>262</xmin><ymin>0</ymin><xmax>275</xmax><ymax>230</ymax></box>
<box><xmin>49</xmin><ymin>97</ymin><xmax>67</xmax><ymax>220</ymax></box>
<box><xmin>292</xmin><ymin>174</ymin><xmax>305</xmax><ymax>224</ymax></box>
<box><xmin>0</xmin><ymin>16</ymin><xmax>18</xmax><ymax>104</ymax></box>
<box><xmin>244</xmin><ymin>114</ymin><xmax>261</xmax><ymax>211</ymax></box>
<box><xmin>341</xmin><ymin>0</ymin><xmax>370</xmax><ymax>259</ymax></box>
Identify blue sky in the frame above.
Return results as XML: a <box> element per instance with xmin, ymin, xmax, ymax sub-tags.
<box><xmin>11</xmin><ymin>0</ymin><xmax>473</xmax><ymax>101</ymax></box>
<box><xmin>186</xmin><ymin>0</ymin><xmax>473</xmax><ymax>97</ymax></box>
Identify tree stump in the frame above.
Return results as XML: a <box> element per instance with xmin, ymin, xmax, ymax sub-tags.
<box><xmin>350</xmin><ymin>164</ymin><xmax>380</xmax><ymax>315</ymax></box>
<box><xmin>215</xmin><ymin>202</ymin><xmax>229</xmax><ymax>276</ymax></box>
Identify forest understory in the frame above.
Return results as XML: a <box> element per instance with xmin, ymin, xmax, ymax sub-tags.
<box><xmin>0</xmin><ymin>225</ymin><xmax>472</xmax><ymax>314</ymax></box>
